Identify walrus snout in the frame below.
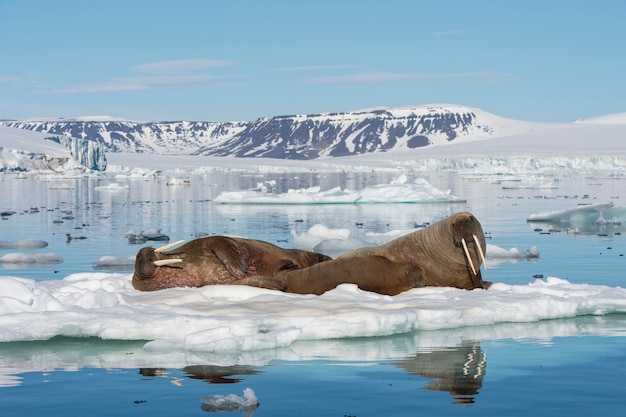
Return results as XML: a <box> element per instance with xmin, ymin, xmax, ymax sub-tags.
<box><xmin>451</xmin><ymin>213</ymin><xmax>481</xmax><ymax>246</ymax></box>
<box><xmin>450</xmin><ymin>212</ymin><xmax>488</xmax><ymax>278</ymax></box>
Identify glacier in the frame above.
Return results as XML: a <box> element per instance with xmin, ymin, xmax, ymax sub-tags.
<box><xmin>0</xmin><ymin>126</ymin><xmax>106</xmax><ymax>172</ymax></box>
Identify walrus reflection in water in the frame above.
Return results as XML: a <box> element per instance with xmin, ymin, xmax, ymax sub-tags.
<box><xmin>132</xmin><ymin>236</ymin><xmax>331</xmax><ymax>291</ymax></box>
<box><xmin>133</xmin><ymin>211</ymin><xmax>489</xmax><ymax>295</ymax></box>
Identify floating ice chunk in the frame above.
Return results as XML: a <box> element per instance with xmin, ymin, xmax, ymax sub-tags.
<box><xmin>0</xmin><ymin>239</ymin><xmax>48</xmax><ymax>250</ymax></box>
<box><xmin>527</xmin><ymin>202</ymin><xmax>615</xmax><ymax>223</ymax></box>
<box><xmin>201</xmin><ymin>388</ymin><xmax>259</xmax><ymax>414</ymax></box>
<box><xmin>92</xmin><ymin>256</ymin><xmax>135</xmax><ymax>271</ymax></box>
<box><xmin>485</xmin><ymin>244</ymin><xmax>539</xmax><ymax>265</ymax></box>
<box><xmin>0</xmin><ymin>252</ymin><xmax>63</xmax><ymax>265</ymax></box>
<box><xmin>214</xmin><ymin>186</ymin><xmax>360</xmax><ymax>204</ymax></box>
<box><xmin>214</xmin><ymin>177</ymin><xmax>463</xmax><ymax>204</ymax></box>
<box><xmin>94</xmin><ymin>182</ymin><xmax>129</xmax><ymax>191</ymax></box>
<box><xmin>527</xmin><ymin>202</ymin><xmax>626</xmax><ymax>235</ymax></box>
<box><xmin>2</xmin><ymin>272</ymin><xmax>626</xmax><ymax>349</ymax></box>
<box><xmin>124</xmin><ymin>229</ymin><xmax>169</xmax><ymax>244</ymax></box>
<box><xmin>357</xmin><ymin>177</ymin><xmax>464</xmax><ymax>203</ymax></box>
<box><xmin>166</xmin><ymin>177</ymin><xmax>190</xmax><ymax>185</ymax></box>
<box><xmin>141</xmin><ymin>229</ymin><xmax>169</xmax><ymax>241</ymax></box>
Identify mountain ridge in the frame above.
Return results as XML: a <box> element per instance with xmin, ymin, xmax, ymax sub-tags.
<box><xmin>0</xmin><ymin>104</ymin><xmax>583</xmax><ymax>160</ymax></box>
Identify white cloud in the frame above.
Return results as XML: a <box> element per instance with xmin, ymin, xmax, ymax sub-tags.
<box><xmin>52</xmin><ymin>59</ymin><xmax>241</xmax><ymax>93</ymax></box>
<box><xmin>0</xmin><ymin>73</ymin><xmax>20</xmax><ymax>82</ymax></box>
<box><xmin>53</xmin><ymin>75</ymin><xmax>241</xmax><ymax>93</ymax></box>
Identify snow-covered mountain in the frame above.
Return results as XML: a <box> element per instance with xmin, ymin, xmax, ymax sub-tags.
<box><xmin>0</xmin><ymin>105</ymin><xmax>538</xmax><ymax>160</ymax></box>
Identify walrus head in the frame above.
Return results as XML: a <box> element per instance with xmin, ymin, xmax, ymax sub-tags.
<box><xmin>134</xmin><ymin>240</ymin><xmax>184</xmax><ymax>280</ymax></box>
<box><xmin>450</xmin><ymin>212</ymin><xmax>489</xmax><ymax>287</ymax></box>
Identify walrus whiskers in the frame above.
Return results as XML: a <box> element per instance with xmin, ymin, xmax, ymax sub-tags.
<box><xmin>473</xmin><ymin>234</ymin><xmax>487</xmax><ymax>269</ymax></box>
<box><xmin>155</xmin><ymin>240</ymin><xmax>185</xmax><ymax>253</ymax></box>
<box><xmin>461</xmin><ymin>238</ymin><xmax>477</xmax><ymax>275</ymax></box>
<box><xmin>153</xmin><ymin>258</ymin><xmax>183</xmax><ymax>266</ymax></box>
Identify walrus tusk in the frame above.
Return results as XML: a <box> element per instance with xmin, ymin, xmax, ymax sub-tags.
<box><xmin>155</xmin><ymin>240</ymin><xmax>185</xmax><ymax>253</ymax></box>
<box><xmin>153</xmin><ymin>258</ymin><xmax>183</xmax><ymax>266</ymax></box>
<box><xmin>473</xmin><ymin>234</ymin><xmax>487</xmax><ymax>269</ymax></box>
<box><xmin>461</xmin><ymin>238</ymin><xmax>477</xmax><ymax>275</ymax></box>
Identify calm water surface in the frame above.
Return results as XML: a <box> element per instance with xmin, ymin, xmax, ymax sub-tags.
<box><xmin>1</xmin><ymin>170</ymin><xmax>625</xmax><ymax>416</ymax></box>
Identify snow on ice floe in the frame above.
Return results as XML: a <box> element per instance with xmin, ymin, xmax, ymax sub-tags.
<box><xmin>3</xmin><ymin>270</ymin><xmax>624</xmax><ymax>353</ymax></box>
<box><xmin>214</xmin><ymin>175</ymin><xmax>464</xmax><ymax>204</ymax></box>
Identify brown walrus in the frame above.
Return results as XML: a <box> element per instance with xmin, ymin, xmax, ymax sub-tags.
<box><xmin>132</xmin><ymin>236</ymin><xmax>331</xmax><ymax>291</ymax></box>
<box><xmin>273</xmin><ymin>211</ymin><xmax>490</xmax><ymax>295</ymax></box>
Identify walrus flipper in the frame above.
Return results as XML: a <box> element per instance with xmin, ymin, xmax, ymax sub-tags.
<box><xmin>235</xmin><ymin>275</ymin><xmax>287</xmax><ymax>291</ymax></box>
<box><xmin>211</xmin><ymin>238</ymin><xmax>250</xmax><ymax>280</ymax></box>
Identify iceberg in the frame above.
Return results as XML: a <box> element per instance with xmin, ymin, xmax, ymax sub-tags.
<box><xmin>0</xmin><ymin>126</ymin><xmax>106</xmax><ymax>172</ymax></box>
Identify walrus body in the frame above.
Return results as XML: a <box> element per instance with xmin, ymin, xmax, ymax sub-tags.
<box><xmin>276</xmin><ymin>211</ymin><xmax>490</xmax><ymax>295</ymax></box>
<box><xmin>132</xmin><ymin>236</ymin><xmax>331</xmax><ymax>291</ymax></box>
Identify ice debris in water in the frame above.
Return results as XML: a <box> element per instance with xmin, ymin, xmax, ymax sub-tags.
<box><xmin>124</xmin><ymin>229</ymin><xmax>170</xmax><ymax>244</ymax></box>
<box><xmin>201</xmin><ymin>388</ymin><xmax>259</xmax><ymax>413</ymax></box>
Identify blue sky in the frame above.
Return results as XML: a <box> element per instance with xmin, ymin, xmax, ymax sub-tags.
<box><xmin>1</xmin><ymin>0</ymin><xmax>624</xmax><ymax>123</ymax></box>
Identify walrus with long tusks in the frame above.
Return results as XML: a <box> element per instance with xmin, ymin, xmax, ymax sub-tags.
<box><xmin>271</xmin><ymin>211</ymin><xmax>491</xmax><ymax>295</ymax></box>
<box><xmin>132</xmin><ymin>236</ymin><xmax>331</xmax><ymax>292</ymax></box>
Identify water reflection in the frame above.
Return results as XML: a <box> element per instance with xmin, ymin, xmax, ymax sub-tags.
<box><xmin>394</xmin><ymin>341</ymin><xmax>486</xmax><ymax>405</ymax></box>
<box><xmin>139</xmin><ymin>365</ymin><xmax>262</xmax><ymax>384</ymax></box>
<box><xmin>2</xmin><ymin>315</ymin><xmax>626</xmax><ymax>416</ymax></box>
<box><xmin>140</xmin><ymin>342</ymin><xmax>486</xmax><ymax>409</ymax></box>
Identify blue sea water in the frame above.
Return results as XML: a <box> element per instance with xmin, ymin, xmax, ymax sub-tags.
<box><xmin>0</xmin><ymin>170</ymin><xmax>625</xmax><ymax>416</ymax></box>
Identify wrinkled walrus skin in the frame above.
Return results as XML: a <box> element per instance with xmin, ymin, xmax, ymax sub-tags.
<box><xmin>132</xmin><ymin>236</ymin><xmax>331</xmax><ymax>291</ymax></box>
<box><xmin>274</xmin><ymin>211</ymin><xmax>491</xmax><ymax>295</ymax></box>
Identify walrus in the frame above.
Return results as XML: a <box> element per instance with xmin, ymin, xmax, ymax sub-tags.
<box><xmin>272</xmin><ymin>211</ymin><xmax>491</xmax><ymax>295</ymax></box>
<box><xmin>132</xmin><ymin>236</ymin><xmax>331</xmax><ymax>291</ymax></box>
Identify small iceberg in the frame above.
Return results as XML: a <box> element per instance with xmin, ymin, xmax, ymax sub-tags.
<box><xmin>124</xmin><ymin>229</ymin><xmax>170</xmax><ymax>244</ymax></box>
<box><xmin>0</xmin><ymin>239</ymin><xmax>48</xmax><ymax>250</ymax></box>
<box><xmin>92</xmin><ymin>256</ymin><xmax>135</xmax><ymax>271</ymax></box>
<box><xmin>201</xmin><ymin>388</ymin><xmax>259</xmax><ymax>415</ymax></box>
<box><xmin>0</xmin><ymin>252</ymin><xmax>63</xmax><ymax>266</ymax></box>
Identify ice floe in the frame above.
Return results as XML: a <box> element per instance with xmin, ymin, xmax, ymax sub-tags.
<box><xmin>0</xmin><ymin>272</ymin><xmax>625</xmax><ymax>353</ymax></box>
<box><xmin>214</xmin><ymin>175</ymin><xmax>464</xmax><ymax>204</ymax></box>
